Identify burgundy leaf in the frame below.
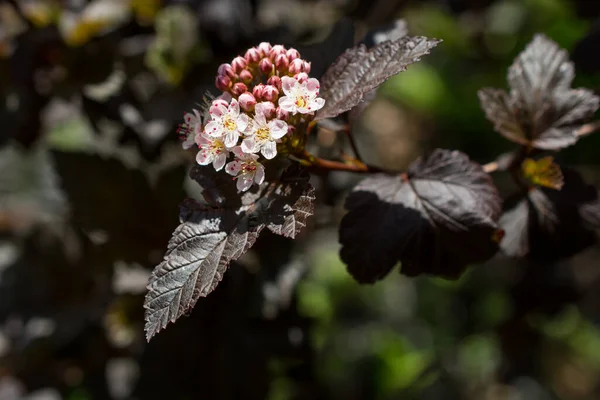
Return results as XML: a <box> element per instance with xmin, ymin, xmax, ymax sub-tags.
<box><xmin>479</xmin><ymin>34</ymin><xmax>599</xmax><ymax>150</ymax></box>
<box><xmin>316</xmin><ymin>36</ymin><xmax>441</xmax><ymax>120</ymax></box>
<box><xmin>339</xmin><ymin>149</ymin><xmax>502</xmax><ymax>282</ymax></box>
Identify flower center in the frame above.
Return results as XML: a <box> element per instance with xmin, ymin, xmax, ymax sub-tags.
<box><xmin>295</xmin><ymin>96</ymin><xmax>307</xmax><ymax>108</ymax></box>
<box><xmin>211</xmin><ymin>140</ymin><xmax>225</xmax><ymax>153</ymax></box>
<box><xmin>223</xmin><ymin>116</ymin><xmax>236</xmax><ymax>131</ymax></box>
<box><xmin>256</xmin><ymin>127</ymin><xmax>270</xmax><ymax>141</ymax></box>
<box><xmin>242</xmin><ymin>163</ymin><xmax>257</xmax><ymax>174</ymax></box>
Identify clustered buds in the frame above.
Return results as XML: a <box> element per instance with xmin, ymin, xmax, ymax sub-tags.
<box><xmin>178</xmin><ymin>42</ymin><xmax>325</xmax><ymax>191</ymax></box>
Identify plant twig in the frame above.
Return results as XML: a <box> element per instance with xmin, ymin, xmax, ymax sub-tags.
<box><xmin>576</xmin><ymin>120</ymin><xmax>600</xmax><ymax>137</ymax></box>
<box><xmin>300</xmin><ymin>151</ymin><xmax>393</xmax><ymax>174</ymax></box>
<box><xmin>482</xmin><ymin>161</ymin><xmax>499</xmax><ymax>173</ymax></box>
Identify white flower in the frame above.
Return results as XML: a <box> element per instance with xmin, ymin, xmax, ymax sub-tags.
<box><xmin>225</xmin><ymin>146</ymin><xmax>266</xmax><ymax>192</ymax></box>
<box><xmin>241</xmin><ymin>112</ymin><xmax>287</xmax><ymax>159</ymax></box>
<box><xmin>278</xmin><ymin>76</ymin><xmax>325</xmax><ymax>115</ymax></box>
<box><xmin>178</xmin><ymin>109</ymin><xmax>202</xmax><ymax>149</ymax></box>
<box><xmin>196</xmin><ymin>135</ymin><xmax>229</xmax><ymax>171</ymax></box>
<box><xmin>205</xmin><ymin>98</ymin><xmax>249</xmax><ymax>147</ymax></box>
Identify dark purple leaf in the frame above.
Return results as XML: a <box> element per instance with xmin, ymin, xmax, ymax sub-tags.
<box><xmin>339</xmin><ymin>149</ymin><xmax>503</xmax><ymax>282</ymax></box>
<box><xmin>479</xmin><ymin>34</ymin><xmax>599</xmax><ymax>150</ymax></box>
<box><xmin>316</xmin><ymin>36</ymin><xmax>441</xmax><ymax>120</ymax></box>
<box><xmin>499</xmin><ymin>168</ymin><xmax>599</xmax><ymax>260</ymax></box>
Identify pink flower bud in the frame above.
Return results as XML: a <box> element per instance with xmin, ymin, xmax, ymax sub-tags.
<box><xmin>286</xmin><ymin>48</ymin><xmax>300</xmax><ymax>61</ymax></box>
<box><xmin>215</xmin><ymin>75</ymin><xmax>232</xmax><ymax>91</ymax></box>
<box><xmin>274</xmin><ymin>54</ymin><xmax>289</xmax><ymax>71</ymax></box>
<box><xmin>288</xmin><ymin>58</ymin><xmax>303</xmax><ymax>74</ymax></box>
<box><xmin>267</xmin><ymin>75</ymin><xmax>282</xmax><ymax>91</ymax></box>
<box><xmin>259</xmin><ymin>58</ymin><xmax>273</xmax><ymax>76</ymax></box>
<box><xmin>239</xmin><ymin>92</ymin><xmax>257</xmax><ymax>111</ymax></box>
<box><xmin>257</xmin><ymin>42</ymin><xmax>272</xmax><ymax>57</ymax></box>
<box><xmin>262</xmin><ymin>85</ymin><xmax>279</xmax><ymax>102</ymax></box>
<box><xmin>217</xmin><ymin>63</ymin><xmax>235</xmax><ymax>79</ymax></box>
<box><xmin>269</xmin><ymin>45</ymin><xmax>286</xmax><ymax>60</ymax></box>
<box><xmin>231</xmin><ymin>82</ymin><xmax>248</xmax><ymax>96</ymax></box>
<box><xmin>252</xmin><ymin>84</ymin><xmax>265</xmax><ymax>100</ymax></box>
<box><xmin>287</xmin><ymin>125</ymin><xmax>296</xmax><ymax>137</ymax></box>
<box><xmin>239</xmin><ymin>69</ymin><xmax>253</xmax><ymax>84</ymax></box>
<box><xmin>245</xmin><ymin>47</ymin><xmax>261</xmax><ymax>64</ymax></box>
<box><xmin>210</xmin><ymin>98</ymin><xmax>229</xmax><ymax>115</ymax></box>
<box><xmin>302</xmin><ymin>60</ymin><xmax>311</xmax><ymax>74</ymax></box>
<box><xmin>276</xmin><ymin>107</ymin><xmax>289</xmax><ymax>121</ymax></box>
<box><xmin>255</xmin><ymin>101</ymin><xmax>276</xmax><ymax>119</ymax></box>
<box><xmin>294</xmin><ymin>72</ymin><xmax>308</xmax><ymax>83</ymax></box>
<box><xmin>231</xmin><ymin>56</ymin><xmax>247</xmax><ymax>73</ymax></box>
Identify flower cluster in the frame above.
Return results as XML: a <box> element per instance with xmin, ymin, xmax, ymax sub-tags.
<box><xmin>178</xmin><ymin>42</ymin><xmax>325</xmax><ymax>191</ymax></box>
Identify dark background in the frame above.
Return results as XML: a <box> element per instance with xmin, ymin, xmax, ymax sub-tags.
<box><xmin>2</xmin><ymin>0</ymin><xmax>600</xmax><ymax>399</ymax></box>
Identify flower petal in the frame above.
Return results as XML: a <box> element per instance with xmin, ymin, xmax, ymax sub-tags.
<box><xmin>205</xmin><ymin>120</ymin><xmax>222</xmax><ymax>137</ymax></box>
<box><xmin>225</xmin><ymin>160</ymin><xmax>241</xmax><ymax>175</ymax></box>
<box><xmin>309</xmin><ymin>97</ymin><xmax>325</xmax><ymax>112</ymax></box>
<box><xmin>254</xmin><ymin>164</ymin><xmax>265</xmax><ymax>185</ymax></box>
<box><xmin>281</xmin><ymin>76</ymin><xmax>296</xmax><ymax>95</ymax></box>
<box><xmin>237</xmin><ymin>176</ymin><xmax>253</xmax><ymax>192</ymax></box>
<box><xmin>196</xmin><ymin>150</ymin><xmax>213</xmax><ymax>165</ymax></box>
<box><xmin>232</xmin><ymin>146</ymin><xmax>245</xmax><ymax>158</ymax></box>
<box><xmin>224</xmin><ymin>131</ymin><xmax>239</xmax><ymax>148</ymax></box>
<box><xmin>254</xmin><ymin>109</ymin><xmax>267</xmax><ymax>125</ymax></box>
<box><xmin>213</xmin><ymin>153</ymin><xmax>227</xmax><ymax>171</ymax></box>
<box><xmin>261</xmin><ymin>140</ymin><xmax>277</xmax><ymax>159</ymax></box>
<box><xmin>182</xmin><ymin>135</ymin><xmax>196</xmax><ymax>149</ymax></box>
<box><xmin>228</xmin><ymin>99</ymin><xmax>240</xmax><ymax>116</ymax></box>
<box><xmin>241</xmin><ymin>137</ymin><xmax>257</xmax><ymax>153</ymax></box>
<box><xmin>268</xmin><ymin>119</ymin><xmax>287</xmax><ymax>139</ymax></box>
<box><xmin>237</xmin><ymin>113</ymin><xmax>250</xmax><ymax>132</ymax></box>
<box><xmin>278</xmin><ymin>96</ymin><xmax>295</xmax><ymax>113</ymax></box>
<box><xmin>306</xmin><ymin>78</ymin><xmax>320</xmax><ymax>93</ymax></box>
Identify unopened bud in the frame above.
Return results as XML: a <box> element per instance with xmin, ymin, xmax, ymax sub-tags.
<box><xmin>262</xmin><ymin>85</ymin><xmax>279</xmax><ymax>102</ymax></box>
<box><xmin>239</xmin><ymin>92</ymin><xmax>257</xmax><ymax>111</ymax></box>
<box><xmin>267</xmin><ymin>75</ymin><xmax>282</xmax><ymax>91</ymax></box>
<box><xmin>259</xmin><ymin>58</ymin><xmax>273</xmax><ymax>76</ymax></box>
<box><xmin>255</xmin><ymin>101</ymin><xmax>276</xmax><ymax>119</ymax></box>
<box><xmin>239</xmin><ymin>69</ymin><xmax>253</xmax><ymax>84</ymax></box>
<box><xmin>276</xmin><ymin>107</ymin><xmax>289</xmax><ymax>121</ymax></box>
<box><xmin>274</xmin><ymin>54</ymin><xmax>289</xmax><ymax>70</ymax></box>
<box><xmin>215</xmin><ymin>75</ymin><xmax>232</xmax><ymax>91</ymax></box>
<box><xmin>257</xmin><ymin>42</ymin><xmax>272</xmax><ymax>57</ymax></box>
<box><xmin>269</xmin><ymin>45</ymin><xmax>286</xmax><ymax>60</ymax></box>
<box><xmin>244</xmin><ymin>47</ymin><xmax>261</xmax><ymax>64</ymax></box>
<box><xmin>286</xmin><ymin>48</ymin><xmax>300</xmax><ymax>61</ymax></box>
<box><xmin>302</xmin><ymin>60</ymin><xmax>311</xmax><ymax>74</ymax></box>
<box><xmin>294</xmin><ymin>72</ymin><xmax>308</xmax><ymax>83</ymax></box>
<box><xmin>252</xmin><ymin>84</ymin><xmax>265</xmax><ymax>100</ymax></box>
<box><xmin>217</xmin><ymin>63</ymin><xmax>235</xmax><ymax>79</ymax></box>
<box><xmin>231</xmin><ymin>56</ymin><xmax>247</xmax><ymax>73</ymax></box>
<box><xmin>231</xmin><ymin>82</ymin><xmax>248</xmax><ymax>96</ymax></box>
<box><xmin>288</xmin><ymin>58</ymin><xmax>303</xmax><ymax>74</ymax></box>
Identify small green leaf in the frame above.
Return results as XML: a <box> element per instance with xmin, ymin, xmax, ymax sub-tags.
<box><xmin>521</xmin><ymin>156</ymin><xmax>564</xmax><ymax>190</ymax></box>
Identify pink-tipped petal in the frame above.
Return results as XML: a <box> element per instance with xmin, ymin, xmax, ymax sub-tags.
<box><xmin>228</xmin><ymin>99</ymin><xmax>240</xmax><ymax>116</ymax></box>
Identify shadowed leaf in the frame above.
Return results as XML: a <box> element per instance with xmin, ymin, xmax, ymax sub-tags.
<box><xmin>316</xmin><ymin>35</ymin><xmax>441</xmax><ymax>120</ymax></box>
<box><xmin>521</xmin><ymin>157</ymin><xmax>564</xmax><ymax>190</ymax></box>
<box><xmin>339</xmin><ymin>149</ymin><xmax>502</xmax><ymax>282</ymax></box>
<box><xmin>500</xmin><ymin>168</ymin><xmax>599</xmax><ymax>259</ymax></box>
<box><xmin>479</xmin><ymin>34</ymin><xmax>599</xmax><ymax>150</ymax></box>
